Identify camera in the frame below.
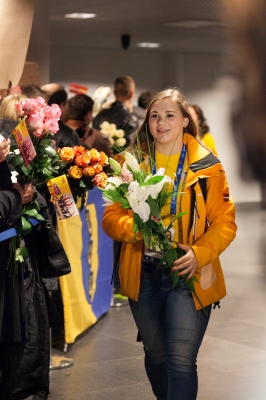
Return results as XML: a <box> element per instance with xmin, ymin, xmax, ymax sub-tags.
<box><xmin>121</xmin><ymin>34</ymin><xmax>131</xmax><ymax>50</ymax></box>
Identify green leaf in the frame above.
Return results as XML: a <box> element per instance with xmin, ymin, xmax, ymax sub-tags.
<box><xmin>21</xmin><ymin>216</ymin><xmax>32</xmax><ymax>233</ymax></box>
<box><xmin>143</xmin><ymin>228</ymin><xmax>149</xmax><ymax>247</ymax></box>
<box><xmin>119</xmin><ymin>183</ymin><xmax>129</xmax><ymax>193</ymax></box>
<box><xmin>146</xmin><ymin>196</ymin><xmax>160</xmax><ymax>218</ymax></box>
<box><xmin>11</xmin><ymin>154</ymin><xmax>24</xmax><ymax>166</ymax></box>
<box><xmin>142</xmin><ymin>175</ymin><xmax>164</xmax><ymax>186</ymax></box>
<box><xmin>21</xmin><ymin>246</ymin><xmax>29</xmax><ymax>258</ymax></box>
<box><xmin>25</xmin><ymin>209</ymin><xmax>44</xmax><ymax>221</ymax></box>
<box><xmin>133</xmin><ymin>212</ymin><xmax>143</xmax><ymax>232</ymax></box>
<box><xmin>20</xmin><ymin>164</ymin><xmax>33</xmax><ymax>176</ymax></box>
<box><xmin>45</xmin><ymin>145</ymin><xmax>58</xmax><ymax>156</ymax></box>
<box><xmin>42</xmin><ymin>167</ymin><xmax>52</xmax><ymax>177</ymax></box>
<box><xmin>165</xmin><ymin>248</ymin><xmax>178</xmax><ymax>265</ymax></box>
<box><xmin>79</xmin><ymin>179</ymin><xmax>86</xmax><ymax>188</ymax></box>
<box><xmin>15</xmin><ymin>247</ymin><xmax>25</xmax><ymax>263</ymax></box>
<box><xmin>103</xmin><ymin>189</ymin><xmax>128</xmax><ymax>205</ymax></box>
<box><xmin>171</xmin><ymin>269</ymin><xmax>179</xmax><ymax>288</ymax></box>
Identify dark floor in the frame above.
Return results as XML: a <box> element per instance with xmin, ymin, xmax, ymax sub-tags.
<box><xmin>47</xmin><ymin>206</ymin><xmax>266</xmax><ymax>400</ymax></box>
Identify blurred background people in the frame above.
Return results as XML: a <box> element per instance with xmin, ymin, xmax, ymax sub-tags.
<box><xmin>48</xmin><ymin>89</ymin><xmax>81</xmax><ymax>148</ymax></box>
<box><xmin>66</xmin><ymin>94</ymin><xmax>113</xmax><ymax>158</ymax></box>
<box><xmin>93</xmin><ymin>75</ymin><xmax>138</xmax><ymax>146</ymax></box>
<box><xmin>137</xmin><ymin>90</ymin><xmax>157</xmax><ymax>110</ymax></box>
<box><xmin>21</xmin><ymin>84</ymin><xmax>48</xmax><ymax>101</ymax></box>
<box><xmin>222</xmin><ymin>0</ymin><xmax>266</xmax><ymax>206</ymax></box>
<box><xmin>41</xmin><ymin>83</ymin><xmax>65</xmax><ymax>97</ymax></box>
<box><xmin>0</xmin><ymin>94</ymin><xmax>27</xmax><ymax>121</ymax></box>
<box><xmin>188</xmin><ymin>104</ymin><xmax>217</xmax><ymax>154</ymax></box>
<box><xmin>222</xmin><ymin>0</ymin><xmax>266</xmax><ymax>181</ymax></box>
<box><xmin>132</xmin><ymin>89</ymin><xmax>157</xmax><ymax>127</ymax></box>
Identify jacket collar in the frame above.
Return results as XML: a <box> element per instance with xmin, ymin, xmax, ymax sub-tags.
<box><xmin>183</xmin><ymin>133</ymin><xmax>221</xmax><ymax>185</ymax></box>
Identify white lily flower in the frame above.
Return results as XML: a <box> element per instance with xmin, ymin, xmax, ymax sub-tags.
<box><xmin>127</xmin><ymin>181</ymin><xmax>160</xmax><ymax>222</ymax></box>
<box><xmin>102</xmin><ymin>195</ymin><xmax>115</xmax><ymax>206</ymax></box>
<box><xmin>155</xmin><ymin>167</ymin><xmax>165</xmax><ymax>176</ymax></box>
<box><xmin>106</xmin><ymin>176</ymin><xmax>124</xmax><ymax>187</ymax></box>
<box><xmin>124</xmin><ymin>152</ymin><xmax>140</xmax><ymax>172</ymax></box>
<box><xmin>143</xmin><ymin>168</ymin><xmax>173</xmax><ymax>199</ymax></box>
<box><xmin>109</xmin><ymin>157</ymin><xmax>122</xmax><ymax>174</ymax></box>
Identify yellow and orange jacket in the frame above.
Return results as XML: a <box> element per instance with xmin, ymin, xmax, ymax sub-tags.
<box><xmin>102</xmin><ymin>133</ymin><xmax>237</xmax><ymax>310</ymax></box>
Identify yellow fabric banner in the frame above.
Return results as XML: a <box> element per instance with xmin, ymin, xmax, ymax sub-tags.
<box><xmin>58</xmin><ymin>189</ymin><xmax>113</xmax><ymax>344</ymax></box>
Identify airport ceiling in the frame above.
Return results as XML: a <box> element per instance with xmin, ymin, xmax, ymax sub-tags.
<box><xmin>50</xmin><ymin>0</ymin><xmax>227</xmax><ymax>54</ymax></box>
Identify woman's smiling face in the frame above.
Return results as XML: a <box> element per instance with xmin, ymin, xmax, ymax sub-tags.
<box><xmin>148</xmin><ymin>98</ymin><xmax>188</xmax><ymax>152</ymax></box>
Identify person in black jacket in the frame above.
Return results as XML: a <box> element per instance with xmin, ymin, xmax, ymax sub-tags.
<box><xmin>93</xmin><ymin>75</ymin><xmax>138</xmax><ymax>146</ymax></box>
<box><xmin>0</xmin><ymin>139</ymin><xmax>51</xmax><ymax>400</ymax></box>
<box><xmin>48</xmin><ymin>89</ymin><xmax>81</xmax><ymax>149</ymax></box>
<box><xmin>65</xmin><ymin>94</ymin><xmax>113</xmax><ymax>159</ymax></box>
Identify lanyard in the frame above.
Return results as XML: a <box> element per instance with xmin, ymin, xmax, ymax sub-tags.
<box><xmin>153</xmin><ymin>144</ymin><xmax>187</xmax><ymax>215</ymax></box>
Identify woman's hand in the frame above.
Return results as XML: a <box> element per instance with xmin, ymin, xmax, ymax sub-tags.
<box><xmin>12</xmin><ymin>183</ymin><xmax>34</xmax><ymax>204</ymax></box>
<box><xmin>172</xmin><ymin>243</ymin><xmax>198</xmax><ymax>279</ymax></box>
<box><xmin>0</xmin><ymin>138</ymin><xmax>11</xmax><ymax>162</ymax></box>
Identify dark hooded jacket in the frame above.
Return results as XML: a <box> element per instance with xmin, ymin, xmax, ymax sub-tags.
<box><xmin>0</xmin><ymin>161</ymin><xmax>50</xmax><ymax>400</ymax></box>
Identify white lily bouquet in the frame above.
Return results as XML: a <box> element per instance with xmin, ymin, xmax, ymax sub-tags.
<box><xmin>100</xmin><ymin>121</ymin><xmax>126</xmax><ymax>150</ymax></box>
<box><xmin>100</xmin><ymin>151</ymin><xmax>205</xmax><ymax>310</ymax></box>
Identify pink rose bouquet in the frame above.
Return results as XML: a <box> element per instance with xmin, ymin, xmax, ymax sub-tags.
<box><xmin>15</xmin><ymin>96</ymin><xmax>61</xmax><ymax>137</ymax></box>
<box><xmin>10</xmin><ymin>97</ymin><xmax>62</xmax><ymax>185</ymax></box>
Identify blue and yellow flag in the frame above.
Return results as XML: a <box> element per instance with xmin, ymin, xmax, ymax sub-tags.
<box><xmin>58</xmin><ymin>187</ymin><xmax>113</xmax><ymax>344</ymax></box>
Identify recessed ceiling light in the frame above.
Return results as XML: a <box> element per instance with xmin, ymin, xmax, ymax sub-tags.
<box><xmin>164</xmin><ymin>20</ymin><xmax>222</xmax><ymax>28</ymax></box>
<box><xmin>65</xmin><ymin>13</ymin><xmax>96</xmax><ymax>19</ymax></box>
<box><xmin>137</xmin><ymin>42</ymin><xmax>160</xmax><ymax>48</ymax></box>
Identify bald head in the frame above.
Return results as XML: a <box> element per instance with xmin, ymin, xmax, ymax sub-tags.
<box><xmin>41</xmin><ymin>83</ymin><xmax>65</xmax><ymax>96</ymax></box>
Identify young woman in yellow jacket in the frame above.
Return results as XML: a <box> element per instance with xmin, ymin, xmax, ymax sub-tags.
<box><xmin>102</xmin><ymin>88</ymin><xmax>237</xmax><ymax>400</ymax></box>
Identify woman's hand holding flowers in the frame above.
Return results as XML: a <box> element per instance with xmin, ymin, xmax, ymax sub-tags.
<box><xmin>12</xmin><ymin>183</ymin><xmax>34</xmax><ymax>205</ymax></box>
<box><xmin>0</xmin><ymin>138</ymin><xmax>11</xmax><ymax>161</ymax></box>
<box><xmin>172</xmin><ymin>243</ymin><xmax>198</xmax><ymax>279</ymax></box>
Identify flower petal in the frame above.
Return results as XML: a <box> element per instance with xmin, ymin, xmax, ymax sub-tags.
<box><xmin>125</xmin><ymin>152</ymin><xmax>140</xmax><ymax>172</ymax></box>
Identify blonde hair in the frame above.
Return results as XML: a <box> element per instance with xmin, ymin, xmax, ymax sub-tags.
<box><xmin>0</xmin><ymin>94</ymin><xmax>28</xmax><ymax>120</ymax></box>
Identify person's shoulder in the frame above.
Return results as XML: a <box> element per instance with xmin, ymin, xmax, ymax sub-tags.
<box><xmin>58</xmin><ymin>120</ymin><xmax>75</xmax><ymax>134</ymax></box>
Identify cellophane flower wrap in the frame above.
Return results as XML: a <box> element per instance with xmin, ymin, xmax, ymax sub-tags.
<box><xmin>96</xmin><ymin>150</ymin><xmax>205</xmax><ymax>312</ymax></box>
<box><xmin>7</xmin><ymin>97</ymin><xmax>62</xmax><ymax>282</ymax></box>
<box><xmin>57</xmin><ymin>146</ymin><xmax>109</xmax><ymax>210</ymax></box>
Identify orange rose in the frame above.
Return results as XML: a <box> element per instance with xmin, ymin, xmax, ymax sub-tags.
<box><xmin>89</xmin><ymin>148</ymin><xmax>101</xmax><ymax>163</ymax></box>
<box><xmin>68</xmin><ymin>165</ymin><xmax>83</xmax><ymax>179</ymax></box>
<box><xmin>83</xmin><ymin>166</ymin><xmax>95</xmax><ymax>177</ymax></box>
<box><xmin>92</xmin><ymin>163</ymin><xmax>103</xmax><ymax>174</ymax></box>
<box><xmin>60</xmin><ymin>147</ymin><xmax>75</xmax><ymax>162</ymax></box>
<box><xmin>74</xmin><ymin>146</ymin><xmax>86</xmax><ymax>156</ymax></box>
<box><xmin>75</xmin><ymin>152</ymin><xmax>91</xmax><ymax>167</ymax></box>
<box><xmin>93</xmin><ymin>172</ymin><xmax>108</xmax><ymax>188</ymax></box>
<box><xmin>98</xmin><ymin>151</ymin><xmax>109</xmax><ymax>166</ymax></box>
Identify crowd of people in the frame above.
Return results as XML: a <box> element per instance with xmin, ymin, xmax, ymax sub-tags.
<box><xmin>0</xmin><ymin>73</ymin><xmax>237</xmax><ymax>400</ymax></box>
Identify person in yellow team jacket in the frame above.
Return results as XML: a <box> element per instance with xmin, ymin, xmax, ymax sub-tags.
<box><xmin>102</xmin><ymin>88</ymin><xmax>237</xmax><ymax>400</ymax></box>
<box><xmin>188</xmin><ymin>103</ymin><xmax>217</xmax><ymax>155</ymax></box>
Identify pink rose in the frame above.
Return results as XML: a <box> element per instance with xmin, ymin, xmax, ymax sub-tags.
<box><xmin>32</xmin><ymin>122</ymin><xmax>44</xmax><ymax>137</ymax></box>
<box><xmin>45</xmin><ymin>104</ymin><xmax>61</xmax><ymax>119</ymax></box>
<box><xmin>21</xmin><ymin>97</ymin><xmax>46</xmax><ymax>114</ymax></box>
<box><xmin>15</xmin><ymin>102</ymin><xmax>24</xmax><ymax>116</ymax></box>
<box><xmin>27</xmin><ymin>110</ymin><xmax>45</xmax><ymax>133</ymax></box>
<box><xmin>43</xmin><ymin>119</ymin><xmax>59</xmax><ymax>135</ymax></box>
